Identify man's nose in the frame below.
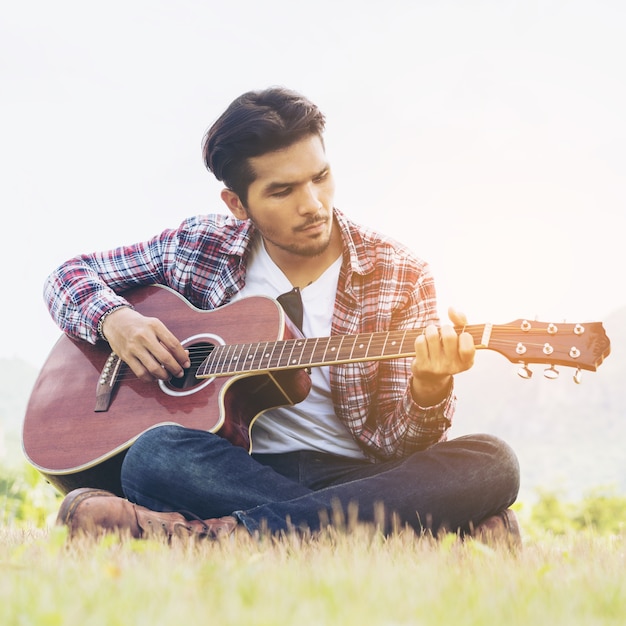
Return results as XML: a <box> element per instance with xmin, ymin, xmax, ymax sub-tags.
<box><xmin>297</xmin><ymin>183</ymin><xmax>322</xmax><ymax>213</ymax></box>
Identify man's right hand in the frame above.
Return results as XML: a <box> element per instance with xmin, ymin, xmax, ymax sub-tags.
<box><xmin>100</xmin><ymin>307</ymin><xmax>191</xmax><ymax>383</ymax></box>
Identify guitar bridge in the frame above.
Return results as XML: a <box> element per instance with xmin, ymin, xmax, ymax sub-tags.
<box><xmin>95</xmin><ymin>351</ymin><xmax>123</xmax><ymax>412</ymax></box>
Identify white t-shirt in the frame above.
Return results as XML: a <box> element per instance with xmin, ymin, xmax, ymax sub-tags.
<box><xmin>230</xmin><ymin>238</ymin><xmax>367</xmax><ymax>458</ymax></box>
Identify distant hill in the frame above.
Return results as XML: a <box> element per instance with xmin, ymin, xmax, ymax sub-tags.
<box><xmin>2</xmin><ymin>308</ymin><xmax>624</xmax><ymax>502</ymax></box>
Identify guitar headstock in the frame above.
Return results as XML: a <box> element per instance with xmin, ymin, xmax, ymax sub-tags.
<box><xmin>485</xmin><ymin>319</ymin><xmax>611</xmax><ymax>383</ymax></box>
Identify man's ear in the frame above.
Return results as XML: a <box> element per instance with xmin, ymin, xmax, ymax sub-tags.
<box><xmin>221</xmin><ymin>188</ymin><xmax>248</xmax><ymax>220</ymax></box>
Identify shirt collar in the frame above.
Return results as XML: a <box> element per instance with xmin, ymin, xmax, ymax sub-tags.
<box><xmin>333</xmin><ymin>207</ymin><xmax>377</xmax><ymax>278</ymax></box>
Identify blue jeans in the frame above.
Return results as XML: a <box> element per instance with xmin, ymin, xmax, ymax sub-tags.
<box><xmin>121</xmin><ymin>425</ymin><xmax>519</xmax><ymax>536</ymax></box>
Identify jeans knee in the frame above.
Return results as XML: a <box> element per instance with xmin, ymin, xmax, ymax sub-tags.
<box><xmin>123</xmin><ymin>425</ymin><xmax>178</xmax><ymax>469</ymax></box>
<box><xmin>121</xmin><ymin>425</ymin><xmax>190</xmax><ymax>496</ymax></box>
<box><xmin>478</xmin><ymin>433</ymin><xmax>520</xmax><ymax>496</ymax></box>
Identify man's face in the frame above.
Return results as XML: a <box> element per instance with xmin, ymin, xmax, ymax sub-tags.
<box><xmin>240</xmin><ymin>134</ymin><xmax>337</xmax><ymax>260</ymax></box>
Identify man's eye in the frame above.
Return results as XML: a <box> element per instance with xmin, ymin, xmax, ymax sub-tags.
<box><xmin>314</xmin><ymin>171</ymin><xmax>329</xmax><ymax>183</ymax></box>
<box><xmin>271</xmin><ymin>188</ymin><xmax>291</xmax><ymax>198</ymax></box>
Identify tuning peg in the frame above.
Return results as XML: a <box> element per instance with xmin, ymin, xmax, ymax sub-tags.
<box><xmin>517</xmin><ymin>364</ymin><xmax>533</xmax><ymax>379</ymax></box>
<box><xmin>573</xmin><ymin>369</ymin><xmax>582</xmax><ymax>384</ymax></box>
<box><xmin>544</xmin><ymin>365</ymin><xmax>559</xmax><ymax>380</ymax></box>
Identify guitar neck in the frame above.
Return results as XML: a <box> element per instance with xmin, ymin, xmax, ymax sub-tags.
<box><xmin>196</xmin><ymin>316</ymin><xmax>609</xmax><ymax>378</ymax></box>
<box><xmin>197</xmin><ymin>325</ymin><xmax>489</xmax><ymax>377</ymax></box>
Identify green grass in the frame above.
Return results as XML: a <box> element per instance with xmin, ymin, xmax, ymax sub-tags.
<box><xmin>3</xmin><ymin>469</ymin><xmax>626</xmax><ymax>624</ymax></box>
<box><xmin>2</xmin><ymin>521</ymin><xmax>626</xmax><ymax>625</ymax></box>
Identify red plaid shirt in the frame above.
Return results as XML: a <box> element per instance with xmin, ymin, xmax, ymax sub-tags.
<box><xmin>45</xmin><ymin>208</ymin><xmax>455</xmax><ymax>459</ymax></box>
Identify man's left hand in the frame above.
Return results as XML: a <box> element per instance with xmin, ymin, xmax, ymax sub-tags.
<box><xmin>410</xmin><ymin>307</ymin><xmax>475</xmax><ymax>406</ymax></box>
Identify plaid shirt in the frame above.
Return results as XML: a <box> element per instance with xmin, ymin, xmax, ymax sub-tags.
<box><xmin>44</xmin><ymin>208</ymin><xmax>455</xmax><ymax>459</ymax></box>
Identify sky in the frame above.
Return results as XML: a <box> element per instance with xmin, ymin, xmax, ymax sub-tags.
<box><xmin>2</xmin><ymin>0</ymin><xmax>625</xmax><ymax>370</ymax></box>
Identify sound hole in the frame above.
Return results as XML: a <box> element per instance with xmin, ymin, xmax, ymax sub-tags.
<box><xmin>167</xmin><ymin>341</ymin><xmax>215</xmax><ymax>390</ymax></box>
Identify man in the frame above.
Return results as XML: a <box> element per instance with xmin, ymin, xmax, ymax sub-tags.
<box><xmin>47</xmin><ymin>87</ymin><xmax>520</xmax><ymax>545</ymax></box>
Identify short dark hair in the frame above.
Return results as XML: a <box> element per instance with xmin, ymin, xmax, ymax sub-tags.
<box><xmin>202</xmin><ymin>87</ymin><xmax>326</xmax><ymax>205</ymax></box>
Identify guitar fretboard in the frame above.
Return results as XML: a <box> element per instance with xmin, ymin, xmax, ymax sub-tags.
<box><xmin>196</xmin><ymin>326</ymin><xmax>487</xmax><ymax>377</ymax></box>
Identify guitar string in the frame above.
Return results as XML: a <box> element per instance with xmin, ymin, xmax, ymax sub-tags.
<box><xmin>102</xmin><ymin>332</ymin><xmax>592</xmax><ymax>383</ymax></box>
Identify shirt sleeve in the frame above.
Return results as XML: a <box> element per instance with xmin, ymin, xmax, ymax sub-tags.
<box><xmin>43</xmin><ymin>229</ymin><xmax>176</xmax><ymax>343</ymax></box>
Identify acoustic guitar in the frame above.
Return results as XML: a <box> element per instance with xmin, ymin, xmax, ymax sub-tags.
<box><xmin>22</xmin><ymin>284</ymin><xmax>611</xmax><ymax>495</ymax></box>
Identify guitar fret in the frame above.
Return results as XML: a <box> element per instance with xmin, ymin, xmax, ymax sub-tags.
<box><xmin>289</xmin><ymin>339</ymin><xmax>308</xmax><ymax>366</ymax></box>
<box><xmin>282</xmin><ymin>340</ymin><xmax>295</xmax><ymax>367</ymax></box>
<box><xmin>260</xmin><ymin>341</ymin><xmax>273</xmax><ymax>369</ymax></box>
<box><xmin>400</xmin><ymin>330</ymin><xmax>411</xmax><ymax>354</ymax></box>
<box><xmin>351</xmin><ymin>334</ymin><xmax>371</xmax><ymax>359</ymax></box>
<box><xmin>325</xmin><ymin>335</ymin><xmax>348</xmax><ymax>364</ymax></box>
<box><xmin>282</xmin><ymin>339</ymin><xmax>297</xmax><ymax>367</ymax></box>
<box><xmin>244</xmin><ymin>342</ymin><xmax>259</xmax><ymax>371</ymax></box>
<box><xmin>227</xmin><ymin>345</ymin><xmax>242</xmax><ymax>371</ymax></box>
<box><xmin>262</xmin><ymin>341</ymin><xmax>273</xmax><ymax>367</ymax></box>
<box><xmin>297</xmin><ymin>337</ymin><xmax>318</xmax><ymax>366</ymax></box>
<box><xmin>379</xmin><ymin>332</ymin><xmax>391</xmax><ymax>358</ymax></box>
<box><xmin>267</xmin><ymin>339</ymin><xmax>287</xmax><ymax>369</ymax></box>
<box><xmin>237</xmin><ymin>344</ymin><xmax>250</xmax><ymax>370</ymax></box>
<box><xmin>251</xmin><ymin>342</ymin><xmax>261</xmax><ymax>370</ymax></box>
<box><xmin>246</xmin><ymin>342</ymin><xmax>258</xmax><ymax>371</ymax></box>
<box><xmin>399</xmin><ymin>331</ymin><xmax>411</xmax><ymax>353</ymax></box>
<box><xmin>221</xmin><ymin>344</ymin><xmax>236</xmax><ymax>372</ymax></box>
<box><xmin>363</xmin><ymin>333</ymin><xmax>376</xmax><ymax>358</ymax></box>
<box><xmin>385</xmin><ymin>332</ymin><xmax>402</xmax><ymax>356</ymax></box>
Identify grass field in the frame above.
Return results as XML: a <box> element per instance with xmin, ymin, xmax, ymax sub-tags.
<box><xmin>2</xmin><ymin>517</ymin><xmax>626</xmax><ymax>626</ymax></box>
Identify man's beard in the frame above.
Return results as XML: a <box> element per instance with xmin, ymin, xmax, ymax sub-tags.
<box><xmin>260</xmin><ymin>226</ymin><xmax>333</xmax><ymax>258</ymax></box>
<box><xmin>249</xmin><ymin>210</ymin><xmax>334</xmax><ymax>258</ymax></box>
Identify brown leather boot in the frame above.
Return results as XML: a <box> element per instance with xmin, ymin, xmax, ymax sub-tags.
<box><xmin>56</xmin><ymin>488</ymin><xmax>238</xmax><ymax>540</ymax></box>
<box><xmin>472</xmin><ymin>508</ymin><xmax>522</xmax><ymax>551</ymax></box>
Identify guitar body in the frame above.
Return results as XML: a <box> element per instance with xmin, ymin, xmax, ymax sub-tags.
<box><xmin>22</xmin><ymin>285</ymin><xmax>311</xmax><ymax>495</ymax></box>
